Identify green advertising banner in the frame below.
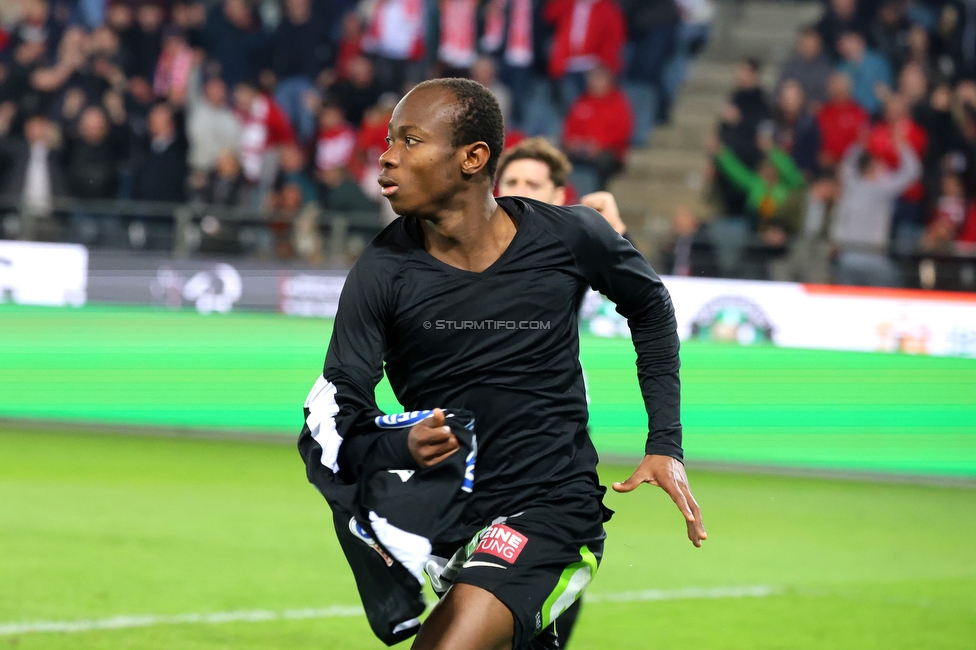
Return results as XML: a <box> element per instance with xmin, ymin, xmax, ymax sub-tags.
<box><xmin>2</xmin><ymin>304</ymin><xmax>974</xmax><ymax>477</ymax></box>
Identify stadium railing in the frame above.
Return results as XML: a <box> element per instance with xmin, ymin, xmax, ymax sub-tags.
<box><xmin>0</xmin><ymin>197</ymin><xmax>385</xmax><ymax>263</ymax></box>
<box><xmin>2</xmin><ymin>196</ymin><xmax>975</xmax><ymax>292</ymax></box>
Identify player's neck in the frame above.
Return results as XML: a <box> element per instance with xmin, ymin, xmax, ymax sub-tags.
<box><xmin>420</xmin><ymin>195</ymin><xmax>518</xmax><ymax>273</ymax></box>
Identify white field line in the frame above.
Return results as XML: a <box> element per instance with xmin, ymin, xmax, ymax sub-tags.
<box><xmin>0</xmin><ymin>585</ymin><xmax>778</xmax><ymax>636</ymax></box>
<box><xmin>585</xmin><ymin>584</ymin><xmax>781</xmax><ymax>603</ymax></box>
<box><xmin>0</xmin><ymin>606</ymin><xmax>364</xmax><ymax>636</ymax></box>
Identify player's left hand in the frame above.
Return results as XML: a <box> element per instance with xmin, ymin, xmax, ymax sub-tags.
<box><xmin>580</xmin><ymin>191</ymin><xmax>627</xmax><ymax>236</ymax></box>
<box><xmin>612</xmin><ymin>454</ymin><xmax>707</xmax><ymax>547</ymax></box>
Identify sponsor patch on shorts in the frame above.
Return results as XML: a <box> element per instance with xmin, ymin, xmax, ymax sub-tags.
<box><xmin>473</xmin><ymin>524</ymin><xmax>528</xmax><ymax>563</ymax></box>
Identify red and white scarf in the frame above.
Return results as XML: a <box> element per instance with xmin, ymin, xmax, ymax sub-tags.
<box><xmin>153</xmin><ymin>44</ymin><xmax>194</xmax><ymax>99</ymax></box>
<box><xmin>565</xmin><ymin>0</ymin><xmax>599</xmax><ymax>72</ymax></box>
<box><xmin>481</xmin><ymin>0</ymin><xmax>533</xmax><ymax>67</ymax></box>
<box><xmin>569</xmin><ymin>0</ymin><xmax>596</xmax><ymax>49</ymax></box>
<box><xmin>237</xmin><ymin>95</ymin><xmax>294</xmax><ymax>182</ymax></box>
<box><xmin>363</xmin><ymin>0</ymin><xmax>426</xmax><ymax>61</ymax></box>
<box><xmin>438</xmin><ymin>0</ymin><xmax>478</xmax><ymax>68</ymax></box>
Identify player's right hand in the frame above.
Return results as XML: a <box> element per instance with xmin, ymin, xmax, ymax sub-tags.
<box><xmin>407</xmin><ymin>408</ymin><xmax>459</xmax><ymax>468</ymax></box>
<box><xmin>613</xmin><ymin>454</ymin><xmax>707</xmax><ymax>548</ymax></box>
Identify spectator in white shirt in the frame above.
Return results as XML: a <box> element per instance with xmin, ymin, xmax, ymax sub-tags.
<box><xmin>0</xmin><ymin>113</ymin><xmax>67</xmax><ymax>240</ymax></box>
<box><xmin>187</xmin><ymin>69</ymin><xmax>241</xmax><ymax>179</ymax></box>
<box><xmin>831</xmin><ymin>133</ymin><xmax>921</xmax><ymax>286</ymax></box>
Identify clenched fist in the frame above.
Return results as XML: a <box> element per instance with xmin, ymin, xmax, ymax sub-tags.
<box><xmin>407</xmin><ymin>408</ymin><xmax>460</xmax><ymax>468</ymax></box>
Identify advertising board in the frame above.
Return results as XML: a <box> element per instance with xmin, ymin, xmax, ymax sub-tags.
<box><xmin>0</xmin><ymin>241</ymin><xmax>87</xmax><ymax>307</ymax></box>
<box><xmin>8</xmin><ymin>249</ymin><xmax>970</xmax><ymax>358</ymax></box>
<box><xmin>85</xmin><ymin>253</ymin><xmax>347</xmax><ymax>316</ymax></box>
<box><xmin>582</xmin><ymin>277</ymin><xmax>976</xmax><ymax>358</ymax></box>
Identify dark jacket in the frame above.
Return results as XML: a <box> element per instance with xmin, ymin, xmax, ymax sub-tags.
<box><xmin>128</xmin><ymin>26</ymin><xmax>162</xmax><ymax>80</ymax></box>
<box><xmin>774</xmin><ymin>110</ymin><xmax>821</xmax><ymax>176</ymax></box>
<box><xmin>0</xmin><ymin>136</ymin><xmax>68</xmax><ymax>204</ymax></box>
<box><xmin>816</xmin><ymin>10</ymin><xmax>870</xmax><ymax>60</ymax></box>
<box><xmin>64</xmin><ymin>127</ymin><xmax>129</xmax><ymax>200</ymax></box>
<box><xmin>869</xmin><ymin>15</ymin><xmax>911</xmax><ymax>70</ymax></box>
<box><xmin>732</xmin><ymin>87</ymin><xmax>772</xmax><ymax>132</ymax></box>
<box><xmin>201</xmin><ymin>6</ymin><xmax>268</xmax><ymax>86</ymax></box>
<box><xmin>132</xmin><ymin>108</ymin><xmax>189</xmax><ymax>203</ymax></box>
<box><xmin>195</xmin><ymin>170</ymin><xmax>249</xmax><ymax>206</ymax></box>
<box><xmin>132</xmin><ymin>137</ymin><xmax>189</xmax><ymax>202</ymax></box>
<box><xmin>776</xmin><ymin>53</ymin><xmax>833</xmax><ymax>105</ymax></box>
<box><xmin>269</xmin><ymin>10</ymin><xmax>335</xmax><ymax>79</ymax></box>
<box><xmin>616</xmin><ymin>0</ymin><xmax>679</xmax><ymax>37</ymax></box>
<box><xmin>330</xmin><ymin>80</ymin><xmax>382</xmax><ymax>127</ymax></box>
<box><xmin>913</xmin><ymin>102</ymin><xmax>964</xmax><ymax>200</ymax></box>
<box><xmin>0</xmin><ymin>55</ymin><xmax>52</xmax><ymax>121</ymax></box>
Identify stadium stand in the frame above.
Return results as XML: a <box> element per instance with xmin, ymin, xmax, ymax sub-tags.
<box><xmin>0</xmin><ymin>0</ymin><xmax>973</xmax><ymax>291</ymax></box>
<box><xmin>680</xmin><ymin>0</ymin><xmax>976</xmax><ymax>291</ymax></box>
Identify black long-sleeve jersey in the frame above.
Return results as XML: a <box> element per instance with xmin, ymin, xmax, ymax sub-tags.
<box><xmin>320</xmin><ymin>196</ymin><xmax>682</xmax><ymax>524</ymax></box>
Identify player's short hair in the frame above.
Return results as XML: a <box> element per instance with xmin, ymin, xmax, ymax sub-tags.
<box><xmin>496</xmin><ymin>137</ymin><xmax>573</xmax><ymax>188</ymax></box>
<box><xmin>413</xmin><ymin>77</ymin><xmax>505</xmax><ymax>179</ymax></box>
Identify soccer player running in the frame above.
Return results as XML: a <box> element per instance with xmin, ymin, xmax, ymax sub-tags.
<box><xmin>494</xmin><ymin>136</ymin><xmax>625</xmax><ymax>647</ymax></box>
<box><xmin>305</xmin><ymin>78</ymin><xmax>705</xmax><ymax>650</ymax></box>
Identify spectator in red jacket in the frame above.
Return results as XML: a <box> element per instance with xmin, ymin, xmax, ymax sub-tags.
<box><xmin>543</xmin><ymin>0</ymin><xmax>626</xmax><ymax>110</ymax></box>
<box><xmin>349</xmin><ymin>97</ymin><xmax>396</xmax><ymax>200</ymax></box>
<box><xmin>921</xmin><ymin>171</ymin><xmax>967</xmax><ymax>250</ymax></box>
<box><xmin>958</xmin><ymin>203</ymin><xmax>976</xmax><ymax>246</ymax></box>
<box><xmin>866</xmin><ymin>94</ymin><xmax>928</xmax><ymax>195</ymax></box>
<box><xmin>816</xmin><ymin>71</ymin><xmax>869</xmax><ymax>169</ymax></box>
<box><xmin>315</xmin><ymin>101</ymin><xmax>356</xmax><ymax>178</ymax></box>
<box><xmin>233</xmin><ymin>80</ymin><xmax>295</xmax><ymax>205</ymax></box>
<box><xmin>562</xmin><ymin>65</ymin><xmax>633</xmax><ymax>194</ymax></box>
<box><xmin>334</xmin><ymin>12</ymin><xmax>366</xmax><ymax>82</ymax></box>
<box><xmin>867</xmin><ymin>93</ymin><xmax>929</xmax><ymax>252</ymax></box>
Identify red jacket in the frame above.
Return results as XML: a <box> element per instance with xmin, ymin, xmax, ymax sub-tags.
<box><xmin>335</xmin><ymin>35</ymin><xmax>363</xmax><ymax>80</ymax></box>
<box><xmin>316</xmin><ymin>123</ymin><xmax>357</xmax><ymax>172</ymax></box>
<box><xmin>236</xmin><ymin>94</ymin><xmax>295</xmax><ymax>182</ymax></box>
<box><xmin>959</xmin><ymin>204</ymin><xmax>976</xmax><ymax>244</ymax></box>
<box><xmin>866</xmin><ymin>117</ymin><xmax>928</xmax><ymax>202</ymax></box>
<box><xmin>816</xmin><ymin>100</ymin><xmax>868</xmax><ymax>164</ymax></box>
<box><xmin>562</xmin><ymin>88</ymin><xmax>633</xmax><ymax>161</ymax></box>
<box><xmin>544</xmin><ymin>0</ymin><xmax>626</xmax><ymax>78</ymax></box>
<box><xmin>350</xmin><ymin>111</ymin><xmax>392</xmax><ymax>181</ymax></box>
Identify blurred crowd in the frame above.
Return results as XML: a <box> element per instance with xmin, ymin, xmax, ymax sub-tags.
<box><xmin>700</xmin><ymin>0</ymin><xmax>976</xmax><ymax>287</ymax></box>
<box><xmin>0</xmin><ymin>0</ymin><xmax>714</xmax><ymax>259</ymax></box>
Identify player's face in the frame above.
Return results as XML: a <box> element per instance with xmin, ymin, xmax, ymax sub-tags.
<box><xmin>497</xmin><ymin>159</ymin><xmax>566</xmax><ymax>205</ymax></box>
<box><xmin>377</xmin><ymin>87</ymin><xmax>467</xmax><ymax>216</ymax></box>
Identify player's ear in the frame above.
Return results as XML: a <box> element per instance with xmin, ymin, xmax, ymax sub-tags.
<box><xmin>459</xmin><ymin>141</ymin><xmax>491</xmax><ymax>177</ymax></box>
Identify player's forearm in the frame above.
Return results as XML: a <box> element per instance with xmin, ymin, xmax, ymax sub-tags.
<box><xmin>338</xmin><ymin>428</ymin><xmax>416</xmax><ymax>483</ymax></box>
<box><xmin>629</xmin><ymin>300</ymin><xmax>683</xmax><ymax>461</ymax></box>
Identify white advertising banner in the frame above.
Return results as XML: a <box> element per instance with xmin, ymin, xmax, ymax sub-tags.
<box><xmin>0</xmin><ymin>241</ymin><xmax>87</xmax><ymax>307</ymax></box>
<box><xmin>581</xmin><ymin>277</ymin><xmax>976</xmax><ymax>358</ymax></box>
<box><xmin>58</xmin><ymin>248</ymin><xmax>976</xmax><ymax>358</ymax></box>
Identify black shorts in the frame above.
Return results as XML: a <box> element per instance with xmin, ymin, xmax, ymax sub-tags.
<box><xmin>426</xmin><ymin>486</ymin><xmax>607</xmax><ymax>649</ymax></box>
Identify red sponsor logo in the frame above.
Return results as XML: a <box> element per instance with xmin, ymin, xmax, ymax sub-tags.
<box><xmin>474</xmin><ymin>524</ymin><xmax>528</xmax><ymax>563</ymax></box>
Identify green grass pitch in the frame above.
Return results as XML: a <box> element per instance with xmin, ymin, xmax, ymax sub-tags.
<box><xmin>1</xmin><ymin>429</ymin><xmax>974</xmax><ymax>649</ymax></box>
<box><xmin>1</xmin><ymin>303</ymin><xmax>975</xmax><ymax>648</ymax></box>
